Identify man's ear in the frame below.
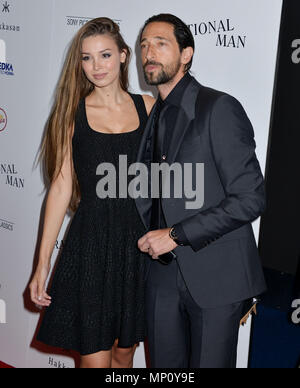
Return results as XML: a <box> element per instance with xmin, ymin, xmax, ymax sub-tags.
<box><xmin>181</xmin><ymin>47</ymin><xmax>194</xmax><ymax>66</ymax></box>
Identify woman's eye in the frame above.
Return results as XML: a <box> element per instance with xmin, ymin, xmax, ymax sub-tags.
<box><xmin>103</xmin><ymin>53</ymin><xmax>111</xmax><ymax>59</ymax></box>
<box><xmin>82</xmin><ymin>56</ymin><xmax>90</xmax><ymax>61</ymax></box>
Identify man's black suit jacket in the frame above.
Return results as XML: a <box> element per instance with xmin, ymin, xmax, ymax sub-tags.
<box><xmin>135</xmin><ymin>75</ymin><xmax>267</xmax><ymax>308</ymax></box>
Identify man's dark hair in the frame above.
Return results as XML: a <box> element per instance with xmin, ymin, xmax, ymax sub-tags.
<box><xmin>140</xmin><ymin>14</ymin><xmax>195</xmax><ymax>73</ymax></box>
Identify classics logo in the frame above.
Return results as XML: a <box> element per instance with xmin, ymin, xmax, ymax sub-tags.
<box><xmin>188</xmin><ymin>19</ymin><xmax>246</xmax><ymax>49</ymax></box>
<box><xmin>0</xmin><ymin>217</ymin><xmax>14</xmax><ymax>232</ymax></box>
<box><xmin>66</xmin><ymin>15</ymin><xmax>121</xmax><ymax>28</ymax></box>
<box><xmin>0</xmin><ymin>163</ymin><xmax>25</xmax><ymax>189</ymax></box>
<box><xmin>0</xmin><ymin>107</ymin><xmax>7</xmax><ymax>132</ymax></box>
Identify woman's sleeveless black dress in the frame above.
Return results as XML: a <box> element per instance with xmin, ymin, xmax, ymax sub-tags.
<box><xmin>37</xmin><ymin>94</ymin><xmax>149</xmax><ymax>356</ymax></box>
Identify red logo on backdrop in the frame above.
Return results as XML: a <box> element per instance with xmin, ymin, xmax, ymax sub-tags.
<box><xmin>0</xmin><ymin>108</ymin><xmax>7</xmax><ymax>132</ymax></box>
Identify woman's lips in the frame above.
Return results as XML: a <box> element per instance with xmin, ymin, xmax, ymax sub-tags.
<box><xmin>93</xmin><ymin>73</ymin><xmax>108</xmax><ymax>80</ymax></box>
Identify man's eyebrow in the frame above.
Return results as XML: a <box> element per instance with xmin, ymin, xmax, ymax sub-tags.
<box><xmin>140</xmin><ymin>36</ymin><xmax>171</xmax><ymax>44</ymax></box>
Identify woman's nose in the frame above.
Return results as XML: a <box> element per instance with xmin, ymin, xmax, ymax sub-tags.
<box><xmin>93</xmin><ymin>59</ymin><xmax>102</xmax><ymax>71</ymax></box>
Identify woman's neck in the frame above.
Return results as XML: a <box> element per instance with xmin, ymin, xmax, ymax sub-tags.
<box><xmin>89</xmin><ymin>82</ymin><xmax>127</xmax><ymax>107</ymax></box>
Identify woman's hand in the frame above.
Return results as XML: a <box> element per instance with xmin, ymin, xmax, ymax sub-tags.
<box><xmin>29</xmin><ymin>264</ymin><xmax>52</xmax><ymax>308</ymax></box>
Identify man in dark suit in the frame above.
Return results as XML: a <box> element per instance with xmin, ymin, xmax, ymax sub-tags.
<box><xmin>136</xmin><ymin>14</ymin><xmax>267</xmax><ymax>368</ymax></box>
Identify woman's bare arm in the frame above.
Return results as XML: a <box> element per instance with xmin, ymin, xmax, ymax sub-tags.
<box><xmin>38</xmin><ymin>148</ymin><xmax>73</xmax><ymax>267</ymax></box>
<box><xmin>30</xmin><ymin>128</ymin><xmax>74</xmax><ymax>306</ymax></box>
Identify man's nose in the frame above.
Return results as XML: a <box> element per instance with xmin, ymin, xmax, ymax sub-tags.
<box><xmin>145</xmin><ymin>45</ymin><xmax>156</xmax><ymax>62</ymax></box>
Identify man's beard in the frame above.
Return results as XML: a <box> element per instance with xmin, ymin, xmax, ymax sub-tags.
<box><xmin>143</xmin><ymin>59</ymin><xmax>182</xmax><ymax>86</ymax></box>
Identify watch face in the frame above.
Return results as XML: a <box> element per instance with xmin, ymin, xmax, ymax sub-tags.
<box><xmin>171</xmin><ymin>228</ymin><xmax>177</xmax><ymax>239</ymax></box>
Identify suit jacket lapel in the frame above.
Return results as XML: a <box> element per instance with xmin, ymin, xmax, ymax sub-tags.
<box><xmin>136</xmin><ymin>102</ymin><xmax>159</xmax><ymax>164</ymax></box>
<box><xmin>166</xmin><ymin>79</ymin><xmax>200</xmax><ymax>165</ymax></box>
<box><xmin>134</xmin><ymin>78</ymin><xmax>202</xmax><ymax>229</ymax></box>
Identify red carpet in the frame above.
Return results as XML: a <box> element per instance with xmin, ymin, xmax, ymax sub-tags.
<box><xmin>0</xmin><ymin>361</ymin><xmax>14</xmax><ymax>368</ymax></box>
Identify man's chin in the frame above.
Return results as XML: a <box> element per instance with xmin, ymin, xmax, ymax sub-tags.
<box><xmin>144</xmin><ymin>74</ymin><xmax>170</xmax><ymax>86</ymax></box>
<box><xmin>145</xmin><ymin>79</ymin><xmax>160</xmax><ymax>86</ymax></box>
<box><xmin>143</xmin><ymin>73</ymin><xmax>157</xmax><ymax>85</ymax></box>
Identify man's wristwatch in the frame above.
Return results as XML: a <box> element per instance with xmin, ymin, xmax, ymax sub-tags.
<box><xmin>169</xmin><ymin>227</ymin><xmax>185</xmax><ymax>247</ymax></box>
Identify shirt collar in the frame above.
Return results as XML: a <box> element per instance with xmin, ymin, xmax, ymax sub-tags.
<box><xmin>159</xmin><ymin>72</ymin><xmax>193</xmax><ymax>108</ymax></box>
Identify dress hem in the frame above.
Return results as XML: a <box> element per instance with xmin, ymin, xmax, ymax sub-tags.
<box><xmin>36</xmin><ymin>336</ymin><xmax>146</xmax><ymax>357</ymax></box>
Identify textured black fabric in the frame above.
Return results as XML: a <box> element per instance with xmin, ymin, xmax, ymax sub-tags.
<box><xmin>37</xmin><ymin>94</ymin><xmax>149</xmax><ymax>356</ymax></box>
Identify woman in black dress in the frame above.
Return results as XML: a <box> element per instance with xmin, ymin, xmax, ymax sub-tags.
<box><xmin>29</xmin><ymin>18</ymin><xmax>155</xmax><ymax>368</ymax></box>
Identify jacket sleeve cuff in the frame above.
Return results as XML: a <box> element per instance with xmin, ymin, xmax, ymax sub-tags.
<box><xmin>173</xmin><ymin>223</ymin><xmax>190</xmax><ymax>246</ymax></box>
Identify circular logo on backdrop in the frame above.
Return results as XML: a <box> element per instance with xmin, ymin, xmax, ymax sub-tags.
<box><xmin>0</xmin><ymin>108</ymin><xmax>7</xmax><ymax>132</ymax></box>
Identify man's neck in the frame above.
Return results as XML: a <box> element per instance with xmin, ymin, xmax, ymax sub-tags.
<box><xmin>157</xmin><ymin>71</ymin><xmax>186</xmax><ymax>101</ymax></box>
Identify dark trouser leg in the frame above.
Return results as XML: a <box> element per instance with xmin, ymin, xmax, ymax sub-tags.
<box><xmin>189</xmin><ymin>301</ymin><xmax>244</xmax><ymax>368</ymax></box>
<box><xmin>176</xmin><ymin>268</ymin><xmax>244</xmax><ymax>369</ymax></box>
<box><xmin>145</xmin><ymin>260</ymin><xmax>190</xmax><ymax>368</ymax></box>
<box><xmin>146</xmin><ymin>260</ymin><xmax>245</xmax><ymax>368</ymax></box>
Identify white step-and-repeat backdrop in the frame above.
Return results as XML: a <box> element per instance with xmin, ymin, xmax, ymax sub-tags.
<box><xmin>0</xmin><ymin>0</ymin><xmax>283</xmax><ymax>368</ymax></box>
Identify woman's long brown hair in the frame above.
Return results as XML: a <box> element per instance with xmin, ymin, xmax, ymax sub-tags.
<box><xmin>39</xmin><ymin>18</ymin><xmax>131</xmax><ymax>213</ymax></box>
